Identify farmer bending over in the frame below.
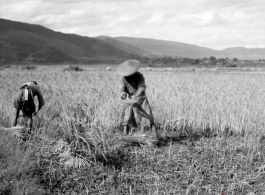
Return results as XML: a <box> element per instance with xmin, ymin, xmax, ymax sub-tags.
<box><xmin>117</xmin><ymin>60</ymin><xmax>158</xmax><ymax>138</ymax></box>
<box><xmin>11</xmin><ymin>81</ymin><xmax>45</xmax><ymax>132</ymax></box>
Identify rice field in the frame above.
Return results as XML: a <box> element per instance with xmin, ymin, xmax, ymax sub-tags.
<box><xmin>0</xmin><ymin>65</ymin><xmax>265</xmax><ymax>195</ymax></box>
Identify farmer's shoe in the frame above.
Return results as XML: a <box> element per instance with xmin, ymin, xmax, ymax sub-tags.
<box><xmin>123</xmin><ymin>125</ymin><xmax>129</xmax><ymax>136</ymax></box>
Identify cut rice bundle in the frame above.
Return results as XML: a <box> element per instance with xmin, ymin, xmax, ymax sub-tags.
<box><xmin>0</xmin><ymin>126</ymin><xmax>27</xmax><ymax>137</ymax></box>
<box><xmin>118</xmin><ymin>96</ymin><xmax>147</xmax><ymax>107</ymax></box>
<box><xmin>112</xmin><ymin>133</ymin><xmax>159</xmax><ymax>149</ymax></box>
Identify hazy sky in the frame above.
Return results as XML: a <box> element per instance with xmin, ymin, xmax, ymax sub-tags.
<box><xmin>1</xmin><ymin>0</ymin><xmax>265</xmax><ymax>50</ymax></box>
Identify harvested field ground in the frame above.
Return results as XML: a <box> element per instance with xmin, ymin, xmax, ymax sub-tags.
<box><xmin>0</xmin><ymin>65</ymin><xmax>265</xmax><ymax>195</ymax></box>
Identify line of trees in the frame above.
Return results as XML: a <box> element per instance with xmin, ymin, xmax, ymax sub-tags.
<box><xmin>142</xmin><ymin>56</ymin><xmax>239</xmax><ymax>67</ymax></box>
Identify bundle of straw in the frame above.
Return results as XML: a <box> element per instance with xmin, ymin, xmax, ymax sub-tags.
<box><xmin>0</xmin><ymin>126</ymin><xmax>27</xmax><ymax>137</ymax></box>
<box><xmin>118</xmin><ymin>98</ymin><xmax>137</xmax><ymax>107</ymax></box>
<box><xmin>112</xmin><ymin>133</ymin><xmax>159</xmax><ymax>149</ymax></box>
<box><xmin>118</xmin><ymin>96</ymin><xmax>146</xmax><ymax>108</ymax></box>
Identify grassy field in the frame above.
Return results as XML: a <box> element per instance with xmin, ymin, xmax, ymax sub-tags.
<box><xmin>1</xmin><ymin>65</ymin><xmax>265</xmax><ymax>195</ymax></box>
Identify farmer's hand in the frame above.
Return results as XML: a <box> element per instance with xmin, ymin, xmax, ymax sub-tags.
<box><xmin>129</xmin><ymin>95</ymin><xmax>138</xmax><ymax>105</ymax></box>
<box><xmin>130</xmin><ymin>95</ymin><xmax>138</xmax><ymax>102</ymax></box>
<box><xmin>121</xmin><ymin>93</ymin><xmax>128</xmax><ymax>100</ymax></box>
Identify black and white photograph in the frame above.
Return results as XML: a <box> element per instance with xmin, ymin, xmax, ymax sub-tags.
<box><xmin>0</xmin><ymin>0</ymin><xmax>265</xmax><ymax>194</ymax></box>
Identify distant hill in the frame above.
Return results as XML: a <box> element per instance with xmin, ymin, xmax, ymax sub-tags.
<box><xmin>96</xmin><ymin>36</ymin><xmax>150</xmax><ymax>57</ymax></box>
<box><xmin>0</xmin><ymin>18</ymin><xmax>264</xmax><ymax>65</ymax></box>
<box><xmin>220</xmin><ymin>47</ymin><xmax>265</xmax><ymax>60</ymax></box>
<box><xmin>26</xmin><ymin>46</ymin><xmax>77</xmax><ymax>63</ymax></box>
<box><xmin>0</xmin><ymin>18</ymin><xmax>142</xmax><ymax>64</ymax></box>
<box><xmin>114</xmin><ymin>37</ymin><xmax>265</xmax><ymax>60</ymax></box>
<box><xmin>114</xmin><ymin>37</ymin><xmax>218</xmax><ymax>58</ymax></box>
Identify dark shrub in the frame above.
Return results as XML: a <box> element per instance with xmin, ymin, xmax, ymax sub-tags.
<box><xmin>21</xmin><ymin>65</ymin><xmax>38</xmax><ymax>70</ymax></box>
<box><xmin>64</xmin><ymin>65</ymin><xmax>83</xmax><ymax>71</ymax></box>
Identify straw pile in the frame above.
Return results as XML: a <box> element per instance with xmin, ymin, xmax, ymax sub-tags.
<box><xmin>115</xmin><ymin>96</ymin><xmax>159</xmax><ymax>148</ymax></box>
<box><xmin>111</xmin><ymin>133</ymin><xmax>159</xmax><ymax>149</ymax></box>
<box><xmin>118</xmin><ymin>97</ymin><xmax>137</xmax><ymax>107</ymax></box>
<box><xmin>0</xmin><ymin>126</ymin><xmax>27</xmax><ymax>138</ymax></box>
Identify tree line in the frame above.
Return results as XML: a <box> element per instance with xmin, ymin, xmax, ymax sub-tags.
<box><xmin>141</xmin><ymin>56</ymin><xmax>240</xmax><ymax>67</ymax></box>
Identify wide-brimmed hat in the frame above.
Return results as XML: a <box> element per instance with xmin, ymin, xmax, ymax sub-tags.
<box><xmin>117</xmin><ymin>60</ymin><xmax>141</xmax><ymax>76</ymax></box>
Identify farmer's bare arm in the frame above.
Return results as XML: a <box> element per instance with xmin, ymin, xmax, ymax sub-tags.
<box><xmin>37</xmin><ymin>93</ymin><xmax>45</xmax><ymax>110</ymax></box>
<box><xmin>33</xmin><ymin>87</ymin><xmax>45</xmax><ymax>115</ymax></box>
<box><xmin>11</xmin><ymin>107</ymin><xmax>20</xmax><ymax>126</ymax></box>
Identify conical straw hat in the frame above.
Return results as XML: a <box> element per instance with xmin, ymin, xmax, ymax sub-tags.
<box><xmin>117</xmin><ymin>60</ymin><xmax>141</xmax><ymax>76</ymax></box>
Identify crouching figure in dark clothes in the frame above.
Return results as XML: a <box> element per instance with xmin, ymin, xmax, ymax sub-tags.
<box><xmin>117</xmin><ymin>60</ymin><xmax>158</xmax><ymax>138</ymax></box>
<box><xmin>11</xmin><ymin>81</ymin><xmax>45</xmax><ymax>135</ymax></box>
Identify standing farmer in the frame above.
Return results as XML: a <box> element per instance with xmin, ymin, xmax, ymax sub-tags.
<box><xmin>11</xmin><ymin>81</ymin><xmax>45</xmax><ymax>135</ymax></box>
<box><xmin>117</xmin><ymin>60</ymin><xmax>158</xmax><ymax>138</ymax></box>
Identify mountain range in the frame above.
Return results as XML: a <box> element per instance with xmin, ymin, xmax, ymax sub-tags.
<box><xmin>0</xmin><ymin>18</ymin><xmax>264</xmax><ymax>64</ymax></box>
